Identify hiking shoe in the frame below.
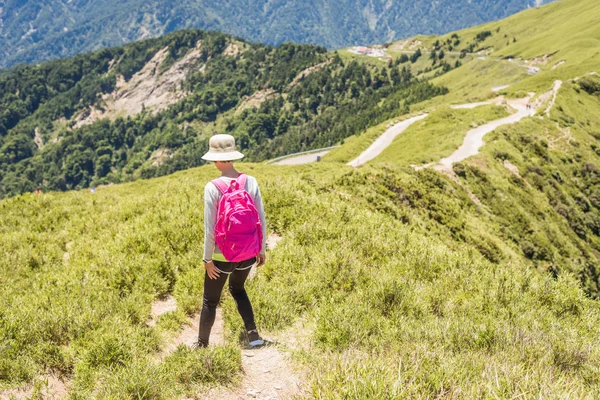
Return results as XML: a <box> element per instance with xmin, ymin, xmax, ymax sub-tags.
<box><xmin>247</xmin><ymin>330</ymin><xmax>265</xmax><ymax>348</ymax></box>
<box><xmin>191</xmin><ymin>339</ymin><xmax>208</xmax><ymax>349</ymax></box>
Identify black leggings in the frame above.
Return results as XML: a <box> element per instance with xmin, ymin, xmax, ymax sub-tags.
<box><xmin>197</xmin><ymin>257</ymin><xmax>257</xmax><ymax>345</ymax></box>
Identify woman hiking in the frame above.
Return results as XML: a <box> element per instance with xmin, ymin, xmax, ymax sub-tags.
<box><xmin>195</xmin><ymin>134</ymin><xmax>267</xmax><ymax>348</ymax></box>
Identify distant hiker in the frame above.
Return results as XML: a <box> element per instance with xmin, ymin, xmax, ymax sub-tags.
<box><xmin>91</xmin><ymin>186</ymin><xmax>96</xmax><ymax>194</ymax></box>
<box><xmin>195</xmin><ymin>134</ymin><xmax>267</xmax><ymax>349</ymax></box>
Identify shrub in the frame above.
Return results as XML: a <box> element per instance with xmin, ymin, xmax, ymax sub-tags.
<box><xmin>579</xmin><ymin>76</ymin><xmax>600</xmax><ymax>95</ymax></box>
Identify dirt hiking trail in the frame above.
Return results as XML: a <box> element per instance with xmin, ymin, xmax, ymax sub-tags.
<box><xmin>203</xmin><ymin>342</ymin><xmax>304</xmax><ymax>400</ymax></box>
<box><xmin>437</xmin><ymin>95</ymin><xmax>535</xmax><ymax>168</ymax></box>
<box><xmin>275</xmin><ymin>150</ymin><xmax>332</xmax><ymax>165</ymax></box>
<box><xmin>151</xmin><ymin>233</ymin><xmax>303</xmax><ymax>400</ymax></box>
<box><xmin>347</xmin><ymin>114</ymin><xmax>429</xmax><ymax>167</ymax></box>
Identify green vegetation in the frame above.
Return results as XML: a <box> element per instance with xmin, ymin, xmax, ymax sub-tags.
<box><xmin>427</xmin><ymin>59</ymin><xmax>528</xmax><ymax>105</ymax></box>
<box><xmin>375</xmin><ymin>105</ymin><xmax>510</xmax><ymax>165</ymax></box>
<box><xmin>404</xmin><ymin>0</ymin><xmax>600</xmax><ymax>97</ymax></box>
<box><xmin>0</xmin><ymin>29</ymin><xmax>447</xmax><ymax>199</ymax></box>
<box><xmin>0</xmin><ymin>0</ymin><xmax>549</xmax><ymax>68</ymax></box>
<box><xmin>2</xmin><ymin>139</ymin><xmax>600</xmax><ymax>396</ymax></box>
<box><xmin>3</xmin><ymin>0</ymin><xmax>600</xmax><ymax>397</ymax></box>
<box><xmin>0</xmin><ymin>164</ymin><xmax>247</xmax><ymax>397</ymax></box>
<box><xmin>455</xmin><ymin>82</ymin><xmax>600</xmax><ymax>295</ymax></box>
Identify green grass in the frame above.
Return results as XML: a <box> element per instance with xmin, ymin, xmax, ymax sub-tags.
<box><xmin>381</xmin><ymin>0</ymin><xmax>600</xmax><ymax>107</ymax></box>
<box><xmin>425</xmin><ymin>59</ymin><xmax>529</xmax><ymax>106</ymax></box>
<box><xmin>2</xmin><ymin>0</ymin><xmax>600</xmax><ymax>397</ymax></box>
<box><xmin>372</xmin><ymin>105</ymin><xmax>510</xmax><ymax>166</ymax></box>
<box><xmin>2</xmin><ymin>139</ymin><xmax>600</xmax><ymax>397</ymax></box>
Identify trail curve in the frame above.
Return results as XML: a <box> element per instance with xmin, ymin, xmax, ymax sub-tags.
<box><xmin>347</xmin><ymin>114</ymin><xmax>428</xmax><ymax>167</ymax></box>
<box><xmin>438</xmin><ymin>97</ymin><xmax>534</xmax><ymax>167</ymax></box>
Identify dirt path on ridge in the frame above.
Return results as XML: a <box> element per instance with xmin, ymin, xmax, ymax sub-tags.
<box><xmin>436</xmin><ymin>95</ymin><xmax>535</xmax><ymax>168</ymax></box>
<box><xmin>544</xmin><ymin>80</ymin><xmax>563</xmax><ymax>117</ymax></box>
<box><xmin>275</xmin><ymin>150</ymin><xmax>331</xmax><ymax>166</ymax></box>
<box><xmin>347</xmin><ymin>114</ymin><xmax>429</xmax><ymax>167</ymax></box>
<box><xmin>150</xmin><ymin>234</ymin><xmax>303</xmax><ymax>400</ymax></box>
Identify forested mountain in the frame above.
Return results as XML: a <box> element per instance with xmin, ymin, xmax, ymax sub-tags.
<box><xmin>0</xmin><ymin>29</ymin><xmax>450</xmax><ymax>198</ymax></box>
<box><xmin>0</xmin><ymin>0</ymin><xmax>550</xmax><ymax>68</ymax></box>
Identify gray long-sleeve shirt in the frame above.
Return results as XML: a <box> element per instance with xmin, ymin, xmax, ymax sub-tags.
<box><xmin>203</xmin><ymin>175</ymin><xmax>267</xmax><ymax>261</ymax></box>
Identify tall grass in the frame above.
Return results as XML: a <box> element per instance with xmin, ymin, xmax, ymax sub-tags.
<box><xmin>2</xmin><ymin>153</ymin><xmax>599</xmax><ymax>397</ymax></box>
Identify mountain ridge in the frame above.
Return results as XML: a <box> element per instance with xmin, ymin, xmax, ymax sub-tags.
<box><xmin>0</xmin><ymin>0</ymin><xmax>550</xmax><ymax>68</ymax></box>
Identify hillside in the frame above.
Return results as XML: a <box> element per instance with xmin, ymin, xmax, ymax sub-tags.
<box><xmin>0</xmin><ymin>29</ymin><xmax>450</xmax><ymax>198</ymax></box>
<box><xmin>0</xmin><ymin>0</ymin><xmax>551</xmax><ymax>68</ymax></box>
<box><xmin>324</xmin><ymin>0</ymin><xmax>600</xmax><ymax>294</ymax></box>
<box><xmin>2</xmin><ymin>0</ymin><xmax>600</xmax><ymax>398</ymax></box>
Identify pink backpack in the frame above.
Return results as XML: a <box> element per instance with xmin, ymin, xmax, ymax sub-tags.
<box><xmin>212</xmin><ymin>174</ymin><xmax>263</xmax><ymax>262</ymax></box>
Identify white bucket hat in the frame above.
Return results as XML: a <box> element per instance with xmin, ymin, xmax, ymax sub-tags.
<box><xmin>201</xmin><ymin>134</ymin><xmax>244</xmax><ymax>161</ymax></box>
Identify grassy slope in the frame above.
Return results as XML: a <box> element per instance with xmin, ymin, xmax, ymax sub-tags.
<box><xmin>3</xmin><ymin>0</ymin><xmax>600</xmax><ymax>398</ymax></box>
<box><xmin>332</xmin><ymin>0</ymin><xmax>600</xmax><ymax>167</ymax></box>
<box><xmin>428</xmin><ymin>0</ymin><xmax>600</xmax><ymax>96</ymax></box>
<box><xmin>375</xmin><ymin>105</ymin><xmax>510</xmax><ymax>165</ymax></box>
<box><xmin>421</xmin><ymin>59</ymin><xmax>529</xmax><ymax>107</ymax></box>
<box><xmin>457</xmin><ymin>81</ymin><xmax>600</xmax><ymax>293</ymax></box>
<box><xmin>2</xmin><ymin>160</ymin><xmax>600</xmax><ymax>398</ymax></box>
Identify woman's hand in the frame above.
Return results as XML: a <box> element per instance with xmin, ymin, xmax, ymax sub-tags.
<box><xmin>204</xmin><ymin>261</ymin><xmax>220</xmax><ymax>280</ymax></box>
<box><xmin>257</xmin><ymin>253</ymin><xmax>266</xmax><ymax>267</ymax></box>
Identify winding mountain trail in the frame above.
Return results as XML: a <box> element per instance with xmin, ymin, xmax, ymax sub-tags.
<box><xmin>272</xmin><ymin>87</ymin><xmax>544</xmax><ymax>170</ymax></box>
<box><xmin>275</xmin><ymin>150</ymin><xmax>332</xmax><ymax>165</ymax></box>
<box><xmin>347</xmin><ymin>114</ymin><xmax>429</xmax><ymax>167</ymax></box>
<box><xmin>544</xmin><ymin>80</ymin><xmax>563</xmax><ymax>117</ymax></box>
<box><xmin>437</xmin><ymin>96</ymin><xmax>534</xmax><ymax>168</ymax></box>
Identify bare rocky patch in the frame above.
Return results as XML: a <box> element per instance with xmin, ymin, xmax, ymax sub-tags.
<box><xmin>151</xmin><ymin>148</ymin><xmax>174</xmax><ymax>167</ymax></box>
<box><xmin>267</xmin><ymin>233</ymin><xmax>283</xmax><ymax>251</ymax></box>
<box><xmin>0</xmin><ymin>374</ymin><xmax>69</xmax><ymax>400</ymax></box>
<box><xmin>503</xmin><ymin>160</ymin><xmax>521</xmax><ymax>178</ymax></box>
<box><xmin>390</xmin><ymin>39</ymin><xmax>422</xmax><ymax>52</ymax></box>
<box><xmin>433</xmin><ymin>165</ymin><xmax>483</xmax><ymax>205</ymax></box>
<box><xmin>528</xmin><ymin>53</ymin><xmax>554</xmax><ymax>66</ymax></box>
<box><xmin>147</xmin><ymin>295</ymin><xmax>177</xmax><ymax>327</ymax></box>
<box><xmin>502</xmin><ymin>160</ymin><xmax>531</xmax><ymax>187</ymax></box>
<box><xmin>74</xmin><ymin>41</ymin><xmax>205</xmax><ymax>127</ymax></box>
<box><xmin>224</xmin><ymin>43</ymin><xmax>241</xmax><ymax>57</ymax></box>
<box><xmin>33</xmin><ymin>127</ymin><xmax>44</xmax><ymax>150</ymax></box>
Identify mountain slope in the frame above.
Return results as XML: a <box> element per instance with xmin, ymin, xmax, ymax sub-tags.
<box><xmin>391</xmin><ymin>0</ymin><xmax>600</xmax><ymax>99</ymax></box>
<box><xmin>0</xmin><ymin>0</ymin><xmax>550</xmax><ymax>68</ymax></box>
<box><xmin>2</xmin><ymin>0</ymin><xmax>600</xmax><ymax>398</ymax></box>
<box><xmin>0</xmin><ymin>29</ymin><xmax>447</xmax><ymax>198</ymax></box>
<box><xmin>328</xmin><ymin>0</ymin><xmax>600</xmax><ymax>295</ymax></box>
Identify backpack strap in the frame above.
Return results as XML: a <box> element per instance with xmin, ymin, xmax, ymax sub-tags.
<box><xmin>237</xmin><ymin>173</ymin><xmax>247</xmax><ymax>190</ymax></box>
<box><xmin>212</xmin><ymin>174</ymin><xmax>247</xmax><ymax>194</ymax></box>
<box><xmin>211</xmin><ymin>178</ymin><xmax>230</xmax><ymax>194</ymax></box>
